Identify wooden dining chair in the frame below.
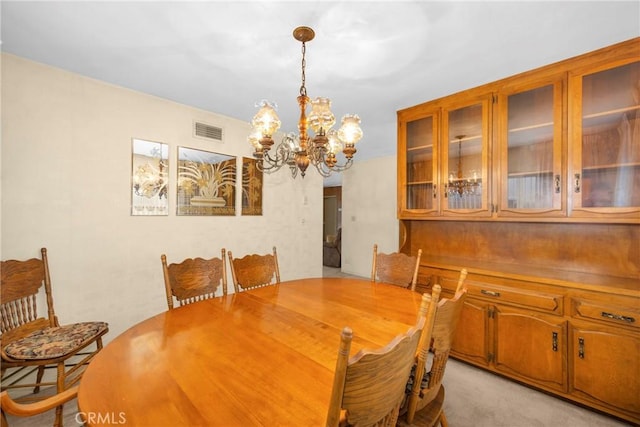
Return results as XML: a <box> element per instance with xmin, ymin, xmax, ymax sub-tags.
<box><xmin>161</xmin><ymin>249</ymin><xmax>227</xmax><ymax>310</ymax></box>
<box><xmin>227</xmin><ymin>246</ymin><xmax>280</xmax><ymax>293</ymax></box>
<box><xmin>371</xmin><ymin>244</ymin><xmax>423</xmax><ymax>290</ymax></box>
<box><xmin>326</xmin><ymin>292</ymin><xmax>434</xmax><ymax>427</ymax></box>
<box><xmin>0</xmin><ymin>248</ymin><xmax>109</xmax><ymax>427</ymax></box>
<box><xmin>400</xmin><ymin>269</ymin><xmax>468</xmax><ymax>427</ymax></box>
<box><xmin>1</xmin><ymin>385</ymin><xmax>78</xmax><ymax>427</ymax></box>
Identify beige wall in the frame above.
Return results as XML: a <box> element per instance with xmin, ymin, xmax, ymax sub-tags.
<box><xmin>340</xmin><ymin>155</ymin><xmax>399</xmax><ymax>278</ymax></box>
<box><xmin>1</xmin><ymin>54</ymin><xmax>324</xmax><ymax>340</ymax></box>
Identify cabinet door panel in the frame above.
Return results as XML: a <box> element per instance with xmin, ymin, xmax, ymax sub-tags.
<box><xmin>442</xmin><ymin>97</ymin><xmax>492</xmax><ymax>217</ymax></box>
<box><xmin>494</xmin><ymin>308</ymin><xmax>566</xmax><ymax>392</ymax></box>
<box><xmin>569</xmin><ymin>58</ymin><xmax>640</xmax><ymax>221</ymax></box>
<box><xmin>497</xmin><ymin>78</ymin><xmax>565</xmax><ymax>218</ymax></box>
<box><xmin>406</xmin><ymin>115</ymin><xmax>439</xmax><ymax>212</ymax></box>
<box><xmin>451</xmin><ymin>299</ymin><xmax>490</xmax><ymax>366</ymax></box>
<box><xmin>398</xmin><ymin>108</ymin><xmax>441</xmax><ymax>218</ymax></box>
<box><xmin>571</xmin><ymin>326</ymin><xmax>640</xmax><ymax>417</ymax></box>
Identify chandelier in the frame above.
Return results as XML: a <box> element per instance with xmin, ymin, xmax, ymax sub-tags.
<box><xmin>248</xmin><ymin>26</ymin><xmax>363</xmax><ymax>178</ymax></box>
<box><xmin>447</xmin><ymin>135</ymin><xmax>480</xmax><ymax>197</ymax></box>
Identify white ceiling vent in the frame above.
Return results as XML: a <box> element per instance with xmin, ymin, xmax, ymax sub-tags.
<box><xmin>194</xmin><ymin>121</ymin><xmax>223</xmax><ymax>142</ymax></box>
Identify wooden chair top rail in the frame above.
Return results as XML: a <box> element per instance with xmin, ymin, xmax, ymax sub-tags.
<box><xmin>228</xmin><ymin>246</ymin><xmax>280</xmax><ymax>293</ymax></box>
<box><xmin>161</xmin><ymin>249</ymin><xmax>228</xmax><ymax>309</ymax></box>
<box><xmin>371</xmin><ymin>244</ymin><xmax>422</xmax><ymax>290</ymax></box>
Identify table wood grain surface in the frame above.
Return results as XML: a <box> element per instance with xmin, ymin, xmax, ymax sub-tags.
<box><xmin>77</xmin><ymin>277</ymin><xmax>425</xmax><ymax>426</ymax></box>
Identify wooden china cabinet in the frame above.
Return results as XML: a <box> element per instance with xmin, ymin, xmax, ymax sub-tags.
<box><xmin>397</xmin><ymin>38</ymin><xmax>640</xmax><ymax>424</ymax></box>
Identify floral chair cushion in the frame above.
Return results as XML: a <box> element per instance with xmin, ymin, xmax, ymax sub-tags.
<box><xmin>3</xmin><ymin>321</ymin><xmax>108</xmax><ymax>360</ymax></box>
<box><xmin>405</xmin><ymin>363</ymin><xmax>431</xmax><ymax>394</ymax></box>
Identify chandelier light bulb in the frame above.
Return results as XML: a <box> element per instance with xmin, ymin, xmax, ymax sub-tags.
<box><xmin>247</xmin><ymin>129</ymin><xmax>263</xmax><ymax>150</ymax></box>
<box><xmin>308</xmin><ymin>97</ymin><xmax>336</xmax><ymax>135</ymax></box>
<box><xmin>251</xmin><ymin>100</ymin><xmax>281</xmax><ymax>138</ymax></box>
<box><xmin>338</xmin><ymin>114</ymin><xmax>363</xmax><ymax>145</ymax></box>
<box><xmin>327</xmin><ymin>129</ymin><xmax>343</xmax><ymax>154</ymax></box>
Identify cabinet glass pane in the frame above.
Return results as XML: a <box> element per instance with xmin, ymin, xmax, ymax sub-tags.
<box><xmin>406</xmin><ymin>117</ymin><xmax>434</xmax><ymax>210</ymax></box>
<box><xmin>507</xmin><ymin>85</ymin><xmax>555</xmax><ymax>209</ymax></box>
<box><xmin>447</xmin><ymin>104</ymin><xmax>482</xmax><ymax>209</ymax></box>
<box><xmin>581</xmin><ymin>61</ymin><xmax>640</xmax><ymax>208</ymax></box>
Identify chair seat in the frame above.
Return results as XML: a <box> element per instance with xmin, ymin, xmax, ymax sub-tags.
<box><xmin>397</xmin><ymin>385</ymin><xmax>446</xmax><ymax>427</ymax></box>
<box><xmin>3</xmin><ymin>321</ymin><xmax>108</xmax><ymax>360</ymax></box>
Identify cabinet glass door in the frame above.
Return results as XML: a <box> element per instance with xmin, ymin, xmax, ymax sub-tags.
<box><xmin>498</xmin><ymin>80</ymin><xmax>564</xmax><ymax>217</ymax></box>
<box><xmin>404</xmin><ymin>114</ymin><xmax>438</xmax><ymax>213</ymax></box>
<box><xmin>443</xmin><ymin>99</ymin><xmax>490</xmax><ymax>215</ymax></box>
<box><xmin>571</xmin><ymin>60</ymin><xmax>640</xmax><ymax>219</ymax></box>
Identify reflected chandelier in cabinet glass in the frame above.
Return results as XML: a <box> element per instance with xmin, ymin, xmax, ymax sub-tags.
<box><xmin>248</xmin><ymin>26</ymin><xmax>363</xmax><ymax>178</ymax></box>
<box><xmin>447</xmin><ymin>135</ymin><xmax>480</xmax><ymax>198</ymax></box>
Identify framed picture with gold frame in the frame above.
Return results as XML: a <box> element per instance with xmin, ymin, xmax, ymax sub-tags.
<box><xmin>242</xmin><ymin>157</ymin><xmax>263</xmax><ymax>215</ymax></box>
<box><xmin>177</xmin><ymin>147</ymin><xmax>236</xmax><ymax>216</ymax></box>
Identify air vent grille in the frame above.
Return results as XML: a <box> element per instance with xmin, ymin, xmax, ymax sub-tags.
<box><xmin>194</xmin><ymin>122</ymin><xmax>223</xmax><ymax>141</ymax></box>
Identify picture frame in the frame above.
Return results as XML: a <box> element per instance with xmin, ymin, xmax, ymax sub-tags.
<box><xmin>177</xmin><ymin>147</ymin><xmax>236</xmax><ymax>216</ymax></box>
<box><xmin>241</xmin><ymin>157</ymin><xmax>263</xmax><ymax>216</ymax></box>
<box><xmin>131</xmin><ymin>138</ymin><xmax>169</xmax><ymax>216</ymax></box>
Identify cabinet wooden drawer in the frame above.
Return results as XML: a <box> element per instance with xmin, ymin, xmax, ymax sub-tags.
<box><xmin>572</xmin><ymin>299</ymin><xmax>639</xmax><ymax>331</ymax></box>
<box><xmin>467</xmin><ymin>282</ymin><xmax>563</xmax><ymax>315</ymax></box>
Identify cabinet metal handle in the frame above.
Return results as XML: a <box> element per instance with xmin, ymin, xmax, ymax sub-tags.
<box><xmin>554</xmin><ymin>175</ymin><xmax>561</xmax><ymax>194</ymax></box>
<box><xmin>433</xmin><ymin>185</ymin><xmax>437</xmax><ymax>199</ymax></box>
<box><xmin>444</xmin><ymin>184</ymin><xmax>448</xmax><ymax>198</ymax></box>
<box><xmin>552</xmin><ymin>332</ymin><xmax>558</xmax><ymax>352</ymax></box>
<box><xmin>481</xmin><ymin>290</ymin><xmax>501</xmax><ymax>297</ymax></box>
<box><xmin>578</xmin><ymin>337</ymin><xmax>585</xmax><ymax>359</ymax></box>
<box><xmin>574</xmin><ymin>173</ymin><xmax>581</xmax><ymax>193</ymax></box>
<box><xmin>601</xmin><ymin>311</ymin><xmax>635</xmax><ymax>323</ymax></box>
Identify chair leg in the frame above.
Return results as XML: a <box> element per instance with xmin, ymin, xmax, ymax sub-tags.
<box><xmin>34</xmin><ymin>366</ymin><xmax>45</xmax><ymax>394</ymax></box>
<box><xmin>54</xmin><ymin>363</ymin><xmax>65</xmax><ymax>427</ymax></box>
<box><xmin>53</xmin><ymin>406</ymin><xmax>64</xmax><ymax>427</ymax></box>
<box><xmin>439</xmin><ymin>411</ymin><xmax>448</xmax><ymax>427</ymax></box>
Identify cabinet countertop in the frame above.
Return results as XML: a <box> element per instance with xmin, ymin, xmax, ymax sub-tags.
<box><xmin>421</xmin><ymin>256</ymin><xmax>640</xmax><ymax>297</ymax></box>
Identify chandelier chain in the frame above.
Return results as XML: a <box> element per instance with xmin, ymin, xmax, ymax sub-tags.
<box><xmin>300</xmin><ymin>41</ymin><xmax>307</xmax><ymax>97</ymax></box>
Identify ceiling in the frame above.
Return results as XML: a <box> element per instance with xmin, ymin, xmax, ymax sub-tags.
<box><xmin>2</xmin><ymin>1</ymin><xmax>639</xmax><ymax>184</ymax></box>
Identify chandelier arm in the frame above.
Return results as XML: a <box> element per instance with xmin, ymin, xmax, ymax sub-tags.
<box><xmin>314</xmin><ymin>157</ymin><xmax>354</xmax><ymax>177</ymax></box>
<box><xmin>263</xmin><ymin>151</ymin><xmax>284</xmax><ymax>167</ymax></box>
<box><xmin>288</xmin><ymin>163</ymin><xmax>299</xmax><ymax>178</ymax></box>
<box><xmin>257</xmin><ymin>153</ymin><xmax>285</xmax><ymax>173</ymax></box>
<box><xmin>256</xmin><ymin>135</ymin><xmax>298</xmax><ymax>174</ymax></box>
<box><xmin>326</xmin><ymin>158</ymin><xmax>354</xmax><ymax>172</ymax></box>
<box><xmin>306</xmin><ymin>145</ymin><xmax>325</xmax><ymax>165</ymax></box>
<box><xmin>255</xmin><ymin>158</ymin><xmax>285</xmax><ymax>174</ymax></box>
<box><xmin>313</xmin><ymin>162</ymin><xmax>333</xmax><ymax>178</ymax></box>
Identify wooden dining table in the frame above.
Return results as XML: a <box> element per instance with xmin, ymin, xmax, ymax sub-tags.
<box><xmin>77</xmin><ymin>277</ymin><xmax>426</xmax><ymax>426</ymax></box>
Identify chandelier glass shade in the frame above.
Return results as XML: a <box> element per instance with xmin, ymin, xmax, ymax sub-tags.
<box><xmin>248</xmin><ymin>26</ymin><xmax>363</xmax><ymax>178</ymax></box>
